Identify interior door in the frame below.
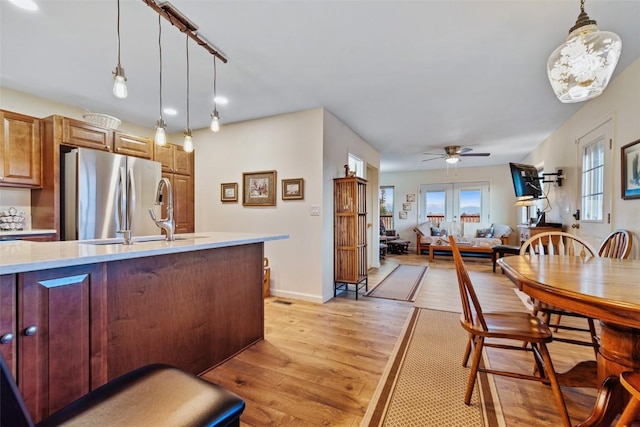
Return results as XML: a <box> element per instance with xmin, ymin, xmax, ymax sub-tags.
<box><xmin>575</xmin><ymin>119</ymin><xmax>613</xmax><ymax>249</ymax></box>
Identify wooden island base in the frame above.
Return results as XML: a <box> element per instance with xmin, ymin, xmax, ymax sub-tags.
<box><xmin>106</xmin><ymin>243</ymin><xmax>264</xmax><ymax>379</ymax></box>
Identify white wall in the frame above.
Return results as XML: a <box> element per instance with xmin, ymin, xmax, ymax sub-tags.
<box><xmin>192</xmin><ymin>108</ymin><xmax>325</xmax><ymax>301</ymax></box>
<box><xmin>381</xmin><ymin>165</ymin><xmax>519</xmax><ymax>249</ymax></box>
<box><xmin>322</xmin><ymin>110</ymin><xmax>380</xmax><ymax>301</ymax></box>
<box><xmin>523</xmin><ymin>57</ymin><xmax>640</xmax><ymax>259</ymax></box>
<box><xmin>194</xmin><ymin>108</ymin><xmax>379</xmax><ymax>303</ymax></box>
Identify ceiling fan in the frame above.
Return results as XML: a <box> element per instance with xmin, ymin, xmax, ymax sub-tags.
<box><xmin>421</xmin><ymin>146</ymin><xmax>490</xmax><ymax>164</ymax></box>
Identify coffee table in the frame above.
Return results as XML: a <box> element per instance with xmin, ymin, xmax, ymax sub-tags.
<box><xmin>428</xmin><ymin>244</ymin><xmax>493</xmax><ymax>262</ymax></box>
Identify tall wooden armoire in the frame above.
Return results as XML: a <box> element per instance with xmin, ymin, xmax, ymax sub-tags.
<box><xmin>333</xmin><ymin>176</ymin><xmax>368</xmax><ymax>299</ymax></box>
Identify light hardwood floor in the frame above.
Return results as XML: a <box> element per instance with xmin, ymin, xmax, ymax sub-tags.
<box><xmin>202</xmin><ymin>253</ymin><xmax>598</xmax><ymax>426</ymax></box>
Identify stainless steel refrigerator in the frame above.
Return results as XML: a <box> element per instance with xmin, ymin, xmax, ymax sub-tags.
<box><xmin>63</xmin><ymin>148</ymin><xmax>162</xmax><ymax>240</ymax></box>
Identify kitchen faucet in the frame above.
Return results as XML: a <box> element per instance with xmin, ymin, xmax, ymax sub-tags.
<box><xmin>148</xmin><ymin>177</ymin><xmax>175</xmax><ymax>241</ymax></box>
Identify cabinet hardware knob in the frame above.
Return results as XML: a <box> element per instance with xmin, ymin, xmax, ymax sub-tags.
<box><xmin>24</xmin><ymin>326</ymin><xmax>37</xmax><ymax>336</ymax></box>
<box><xmin>0</xmin><ymin>333</ymin><xmax>14</xmax><ymax>344</ymax></box>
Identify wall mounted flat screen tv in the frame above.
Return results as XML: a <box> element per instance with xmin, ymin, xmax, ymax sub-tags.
<box><xmin>509</xmin><ymin>162</ymin><xmax>543</xmax><ymax>199</ymax></box>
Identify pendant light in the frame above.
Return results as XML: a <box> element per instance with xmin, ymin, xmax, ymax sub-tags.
<box><xmin>210</xmin><ymin>56</ymin><xmax>220</xmax><ymax>133</ymax></box>
<box><xmin>547</xmin><ymin>0</ymin><xmax>622</xmax><ymax>103</ymax></box>
<box><xmin>154</xmin><ymin>14</ymin><xmax>167</xmax><ymax>146</ymax></box>
<box><xmin>112</xmin><ymin>0</ymin><xmax>127</xmax><ymax>99</ymax></box>
<box><xmin>183</xmin><ymin>35</ymin><xmax>194</xmax><ymax>153</ymax></box>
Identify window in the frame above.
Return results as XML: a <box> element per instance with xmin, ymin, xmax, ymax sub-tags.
<box><xmin>420</xmin><ymin>181</ymin><xmax>490</xmax><ymax>224</ymax></box>
<box><xmin>379</xmin><ymin>186</ymin><xmax>394</xmax><ymax>230</ymax></box>
<box><xmin>348</xmin><ymin>154</ymin><xmax>364</xmax><ymax>178</ymax></box>
<box><xmin>582</xmin><ymin>139</ymin><xmax>605</xmax><ymax>221</ymax></box>
<box><xmin>425</xmin><ymin>189</ymin><xmax>445</xmax><ymax>225</ymax></box>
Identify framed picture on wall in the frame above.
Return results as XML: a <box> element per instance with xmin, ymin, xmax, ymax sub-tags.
<box><xmin>402</xmin><ymin>202</ymin><xmax>412</xmax><ymax>211</ymax></box>
<box><xmin>282</xmin><ymin>178</ymin><xmax>304</xmax><ymax>200</ymax></box>
<box><xmin>243</xmin><ymin>170</ymin><xmax>277</xmax><ymax>206</ymax></box>
<box><xmin>406</xmin><ymin>194</ymin><xmax>415</xmax><ymax>202</ymax></box>
<box><xmin>622</xmin><ymin>139</ymin><xmax>640</xmax><ymax>200</ymax></box>
<box><xmin>399</xmin><ymin>211</ymin><xmax>408</xmax><ymax>219</ymax></box>
<box><xmin>220</xmin><ymin>182</ymin><xmax>238</xmax><ymax>202</ymax></box>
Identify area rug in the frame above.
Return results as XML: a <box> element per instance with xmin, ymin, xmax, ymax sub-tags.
<box><xmin>365</xmin><ymin>265</ymin><xmax>428</xmax><ymax>302</ymax></box>
<box><xmin>361</xmin><ymin>308</ymin><xmax>505</xmax><ymax>427</ymax></box>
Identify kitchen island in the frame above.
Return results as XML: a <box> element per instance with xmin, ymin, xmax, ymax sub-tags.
<box><xmin>0</xmin><ymin>232</ymin><xmax>287</xmax><ymax>422</ymax></box>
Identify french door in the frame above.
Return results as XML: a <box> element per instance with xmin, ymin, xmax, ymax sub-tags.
<box><xmin>419</xmin><ymin>181</ymin><xmax>490</xmax><ymax>224</ymax></box>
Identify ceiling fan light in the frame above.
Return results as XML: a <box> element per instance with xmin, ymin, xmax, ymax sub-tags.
<box><xmin>445</xmin><ymin>156</ymin><xmax>460</xmax><ymax>164</ymax></box>
<box><xmin>547</xmin><ymin>2</ymin><xmax>622</xmax><ymax>103</ymax></box>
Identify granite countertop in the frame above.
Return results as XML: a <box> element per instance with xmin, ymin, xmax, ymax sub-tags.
<box><xmin>0</xmin><ymin>232</ymin><xmax>288</xmax><ymax>274</ymax></box>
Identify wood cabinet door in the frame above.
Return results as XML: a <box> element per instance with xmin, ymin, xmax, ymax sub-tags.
<box><xmin>113</xmin><ymin>132</ymin><xmax>153</xmax><ymax>159</ymax></box>
<box><xmin>0</xmin><ymin>275</ymin><xmax>17</xmax><ymax>377</ymax></box>
<box><xmin>154</xmin><ymin>143</ymin><xmax>174</xmax><ymax>172</ymax></box>
<box><xmin>174</xmin><ymin>147</ymin><xmax>193</xmax><ymax>175</ymax></box>
<box><xmin>18</xmin><ymin>264</ymin><xmax>106</xmax><ymax>423</ymax></box>
<box><xmin>0</xmin><ymin>110</ymin><xmax>42</xmax><ymax>187</ymax></box>
<box><xmin>62</xmin><ymin>118</ymin><xmax>112</xmax><ymax>152</ymax></box>
<box><xmin>173</xmin><ymin>173</ymin><xmax>194</xmax><ymax>234</ymax></box>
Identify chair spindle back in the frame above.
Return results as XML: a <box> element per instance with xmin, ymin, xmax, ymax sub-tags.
<box><xmin>449</xmin><ymin>236</ymin><xmax>488</xmax><ymax>332</ymax></box>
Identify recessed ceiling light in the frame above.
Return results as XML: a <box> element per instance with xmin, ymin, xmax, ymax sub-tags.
<box><xmin>163</xmin><ymin>107</ymin><xmax>178</xmax><ymax>116</ymax></box>
<box><xmin>214</xmin><ymin>96</ymin><xmax>228</xmax><ymax>105</ymax></box>
<box><xmin>9</xmin><ymin>0</ymin><xmax>38</xmax><ymax>11</ymax></box>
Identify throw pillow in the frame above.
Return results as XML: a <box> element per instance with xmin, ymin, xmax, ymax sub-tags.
<box><xmin>431</xmin><ymin>227</ymin><xmax>447</xmax><ymax>237</ymax></box>
<box><xmin>476</xmin><ymin>227</ymin><xmax>494</xmax><ymax>238</ymax></box>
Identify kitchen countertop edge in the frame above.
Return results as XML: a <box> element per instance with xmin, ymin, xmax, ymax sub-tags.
<box><xmin>0</xmin><ymin>232</ymin><xmax>288</xmax><ymax>274</ymax></box>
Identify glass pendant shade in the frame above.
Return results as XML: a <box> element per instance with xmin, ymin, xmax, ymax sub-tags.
<box><xmin>155</xmin><ymin>118</ymin><xmax>167</xmax><ymax>146</ymax></box>
<box><xmin>547</xmin><ymin>5</ymin><xmax>622</xmax><ymax>103</ymax></box>
<box><xmin>183</xmin><ymin>130</ymin><xmax>194</xmax><ymax>153</ymax></box>
<box><xmin>112</xmin><ymin>65</ymin><xmax>128</xmax><ymax>99</ymax></box>
<box><xmin>210</xmin><ymin>110</ymin><xmax>220</xmax><ymax>132</ymax></box>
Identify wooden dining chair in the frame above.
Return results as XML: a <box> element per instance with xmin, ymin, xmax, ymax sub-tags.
<box><xmin>599</xmin><ymin>229</ymin><xmax>633</xmax><ymax>259</ymax></box>
<box><xmin>616</xmin><ymin>371</ymin><xmax>640</xmax><ymax>426</ymax></box>
<box><xmin>449</xmin><ymin>236</ymin><xmax>572</xmax><ymax>427</ymax></box>
<box><xmin>519</xmin><ymin>231</ymin><xmax>600</xmax><ymax>357</ymax></box>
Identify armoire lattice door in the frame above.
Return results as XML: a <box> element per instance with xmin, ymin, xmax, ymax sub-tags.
<box><xmin>333</xmin><ymin>176</ymin><xmax>368</xmax><ymax>299</ymax></box>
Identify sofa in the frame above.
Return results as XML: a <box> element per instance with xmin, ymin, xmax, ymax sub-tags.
<box><xmin>414</xmin><ymin>221</ymin><xmax>512</xmax><ymax>255</ymax></box>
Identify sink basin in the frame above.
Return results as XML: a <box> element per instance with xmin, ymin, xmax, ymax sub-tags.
<box><xmin>80</xmin><ymin>235</ymin><xmax>207</xmax><ymax>245</ymax></box>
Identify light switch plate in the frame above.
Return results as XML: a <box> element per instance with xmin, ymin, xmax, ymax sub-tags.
<box><xmin>310</xmin><ymin>205</ymin><xmax>320</xmax><ymax>216</ymax></box>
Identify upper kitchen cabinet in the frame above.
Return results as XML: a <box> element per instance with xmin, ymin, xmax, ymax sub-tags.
<box><xmin>113</xmin><ymin>132</ymin><xmax>153</xmax><ymax>159</ymax></box>
<box><xmin>0</xmin><ymin>110</ymin><xmax>42</xmax><ymax>188</ymax></box>
<box><xmin>155</xmin><ymin>143</ymin><xmax>194</xmax><ymax>233</ymax></box>
<box><xmin>154</xmin><ymin>143</ymin><xmax>193</xmax><ymax>175</ymax></box>
<box><xmin>61</xmin><ymin>117</ymin><xmax>113</xmax><ymax>151</ymax></box>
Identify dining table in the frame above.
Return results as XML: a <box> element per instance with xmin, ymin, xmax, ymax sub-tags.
<box><xmin>499</xmin><ymin>254</ymin><xmax>640</xmax><ymax>427</ymax></box>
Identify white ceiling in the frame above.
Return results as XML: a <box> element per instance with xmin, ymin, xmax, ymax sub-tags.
<box><xmin>1</xmin><ymin>0</ymin><xmax>639</xmax><ymax>172</ymax></box>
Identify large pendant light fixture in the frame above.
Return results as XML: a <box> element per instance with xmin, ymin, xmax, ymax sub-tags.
<box><xmin>210</xmin><ymin>56</ymin><xmax>220</xmax><ymax>133</ymax></box>
<box><xmin>547</xmin><ymin>0</ymin><xmax>622</xmax><ymax>103</ymax></box>
<box><xmin>183</xmin><ymin>35</ymin><xmax>194</xmax><ymax>153</ymax></box>
<box><xmin>154</xmin><ymin>14</ymin><xmax>167</xmax><ymax>146</ymax></box>
<box><xmin>112</xmin><ymin>0</ymin><xmax>127</xmax><ymax>99</ymax></box>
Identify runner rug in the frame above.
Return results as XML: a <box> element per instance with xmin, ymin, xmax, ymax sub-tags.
<box><xmin>365</xmin><ymin>265</ymin><xmax>427</xmax><ymax>302</ymax></box>
<box><xmin>362</xmin><ymin>308</ymin><xmax>505</xmax><ymax>426</ymax></box>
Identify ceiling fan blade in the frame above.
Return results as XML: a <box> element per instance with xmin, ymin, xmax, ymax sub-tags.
<box><xmin>421</xmin><ymin>157</ymin><xmax>443</xmax><ymax>162</ymax></box>
<box><xmin>421</xmin><ymin>152</ymin><xmax>444</xmax><ymax>156</ymax></box>
<box><xmin>457</xmin><ymin>147</ymin><xmax>473</xmax><ymax>154</ymax></box>
<box><xmin>460</xmin><ymin>153</ymin><xmax>490</xmax><ymax>157</ymax></box>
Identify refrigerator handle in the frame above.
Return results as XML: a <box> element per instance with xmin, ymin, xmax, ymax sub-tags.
<box><xmin>118</xmin><ymin>167</ymin><xmax>126</xmax><ymax>230</ymax></box>
<box><xmin>127</xmin><ymin>167</ymin><xmax>135</xmax><ymax>228</ymax></box>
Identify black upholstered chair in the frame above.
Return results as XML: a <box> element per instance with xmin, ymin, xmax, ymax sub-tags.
<box><xmin>1</xmin><ymin>353</ymin><xmax>244</xmax><ymax>427</ymax></box>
